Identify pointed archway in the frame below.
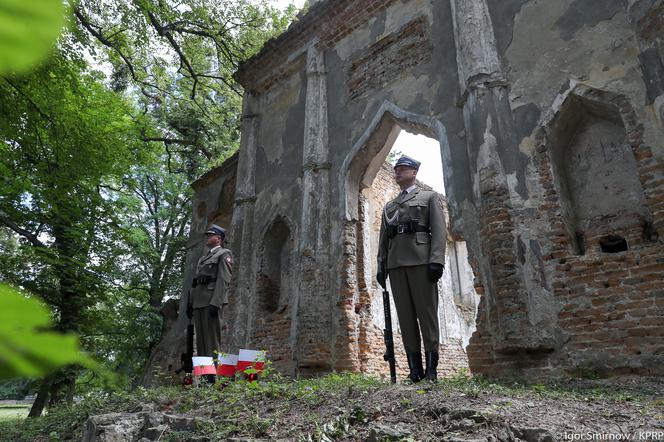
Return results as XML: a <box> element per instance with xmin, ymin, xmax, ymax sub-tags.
<box><xmin>333</xmin><ymin>102</ymin><xmax>480</xmax><ymax>379</ymax></box>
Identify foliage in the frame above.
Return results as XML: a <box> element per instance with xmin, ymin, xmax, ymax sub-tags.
<box><xmin>0</xmin><ymin>285</ymin><xmax>97</xmax><ymax>380</ymax></box>
<box><xmin>0</xmin><ymin>0</ymin><xmax>65</xmax><ymax>74</ymax></box>
<box><xmin>386</xmin><ymin>149</ymin><xmax>403</xmax><ymax>165</ymax></box>
<box><xmin>73</xmin><ymin>0</ymin><xmax>298</xmax><ymax>177</ymax></box>
<box><xmin>0</xmin><ymin>0</ymin><xmax>301</xmax><ymax>409</ymax></box>
<box><xmin>0</xmin><ymin>378</ymin><xmax>35</xmax><ymax>400</ymax></box>
<box><xmin>0</xmin><ymin>48</ymin><xmax>147</xmax><ymax>329</ymax></box>
<box><xmin>0</xmin><ymin>47</ymin><xmax>153</xmax><ymax>413</ymax></box>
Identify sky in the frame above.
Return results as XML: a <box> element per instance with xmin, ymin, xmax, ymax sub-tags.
<box><xmin>391</xmin><ymin>131</ymin><xmax>446</xmax><ymax>195</ymax></box>
<box><xmin>271</xmin><ymin>0</ymin><xmax>306</xmax><ymax>10</ymax></box>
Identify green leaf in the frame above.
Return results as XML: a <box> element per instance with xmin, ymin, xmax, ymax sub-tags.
<box><xmin>0</xmin><ymin>0</ymin><xmax>65</xmax><ymax>74</ymax></box>
<box><xmin>0</xmin><ymin>284</ymin><xmax>97</xmax><ymax>380</ymax></box>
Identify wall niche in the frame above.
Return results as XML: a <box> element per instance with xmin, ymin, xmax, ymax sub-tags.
<box><xmin>257</xmin><ymin>217</ymin><xmax>293</xmax><ymax>314</ymax></box>
<box><xmin>546</xmin><ymin>93</ymin><xmax>649</xmax><ymax>255</ymax></box>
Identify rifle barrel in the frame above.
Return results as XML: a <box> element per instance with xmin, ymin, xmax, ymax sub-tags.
<box><xmin>382</xmin><ymin>288</ymin><xmax>397</xmax><ymax>384</ymax></box>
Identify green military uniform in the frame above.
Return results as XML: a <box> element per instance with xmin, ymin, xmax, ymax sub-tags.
<box><xmin>377</xmin><ymin>155</ymin><xmax>447</xmax><ymax>383</ymax></box>
<box><xmin>378</xmin><ymin>186</ymin><xmax>447</xmax><ymax>352</ymax></box>
<box><xmin>189</xmin><ymin>244</ymin><xmax>233</xmax><ymax>357</ymax></box>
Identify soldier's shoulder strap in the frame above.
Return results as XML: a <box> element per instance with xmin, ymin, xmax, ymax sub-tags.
<box><xmin>417</xmin><ymin>189</ymin><xmax>443</xmax><ymax>203</ymax></box>
<box><xmin>211</xmin><ymin>247</ymin><xmax>230</xmax><ymax>258</ymax></box>
<box><xmin>383</xmin><ymin>198</ymin><xmax>400</xmax><ymax>225</ymax></box>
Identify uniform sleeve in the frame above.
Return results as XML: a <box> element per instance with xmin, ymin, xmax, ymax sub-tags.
<box><xmin>428</xmin><ymin>192</ymin><xmax>447</xmax><ymax>265</ymax></box>
<box><xmin>377</xmin><ymin>208</ymin><xmax>389</xmax><ymax>272</ymax></box>
<box><xmin>212</xmin><ymin>251</ymin><xmax>233</xmax><ymax>306</ymax></box>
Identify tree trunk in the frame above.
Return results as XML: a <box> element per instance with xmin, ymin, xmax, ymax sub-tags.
<box><xmin>48</xmin><ymin>372</ymin><xmax>76</xmax><ymax>408</ymax></box>
<box><xmin>28</xmin><ymin>374</ymin><xmax>53</xmax><ymax>417</ymax></box>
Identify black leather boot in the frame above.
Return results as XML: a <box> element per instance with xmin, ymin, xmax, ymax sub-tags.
<box><xmin>424</xmin><ymin>351</ymin><xmax>439</xmax><ymax>382</ymax></box>
<box><xmin>406</xmin><ymin>352</ymin><xmax>424</xmax><ymax>383</ymax></box>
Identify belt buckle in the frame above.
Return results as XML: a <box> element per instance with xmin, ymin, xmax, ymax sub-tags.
<box><xmin>397</xmin><ymin>224</ymin><xmax>406</xmax><ymax>234</ymax></box>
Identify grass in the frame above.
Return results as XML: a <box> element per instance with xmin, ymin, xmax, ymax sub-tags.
<box><xmin>0</xmin><ymin>370</ymin><xmax>658</xmax><ymax>441</ymax></box>
<box><xmin>0</xmin><ymin>405</ymin><xmax>30</xmax><ymax>422</ymax></box>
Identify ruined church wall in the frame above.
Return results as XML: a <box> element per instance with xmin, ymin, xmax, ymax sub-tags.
<box><xmin>150</xmin><ymin>0</ymin><xmax>664</xmax><ymax>386</ymax></box>
<box><xmin>200</xmin><ymin>0</ymin><xmax>664</xmax><ymax>380</ymax></box>
<box><xmin>325</xmin><ymin>0</ymin><xmax>470</xmax><ymax>222</ymax></box>
<box><xmin>317</xmin><ymin>0</ymin><xmax>482</xmax><ymax>375</ymax></box>
<box><xmin>465</xmin><ymin>0</ymin><xmax>664</xmax><ymax>377</ymax></box>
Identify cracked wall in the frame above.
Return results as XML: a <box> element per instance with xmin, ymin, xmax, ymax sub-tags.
<box><xmin>164</xmin><ymin>0</ymin><xmax>664</xmax><ymax>383</ymax></box>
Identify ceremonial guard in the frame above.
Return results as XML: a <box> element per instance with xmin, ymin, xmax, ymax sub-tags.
<box><xmin>187</xmin><ymin>224</ymin><xmax>233</xmax><ymax>362</ymax></box>
<box><xmin>377</xmin><ymin>155</ymin><xmax>447</xmax><ymax>382</ymax></box>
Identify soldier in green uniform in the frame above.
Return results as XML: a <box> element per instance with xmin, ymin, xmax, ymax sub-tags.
<box><xmin>186</xmin><ymin>224</ymin><xmax>233</xmax><ymax>372</ymax></box>
<box><xmin>377</xmin><ymin>155</ymin><xmax>447</xmax><ymax>382</ymax></box>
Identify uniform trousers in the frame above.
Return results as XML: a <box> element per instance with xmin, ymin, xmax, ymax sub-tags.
<box><xmin>389</xmin><ymin>264</ymin><xmax>440</xmax><ymax>353</ymax></box>
<box><xmin>193</xmin><ymin>305</ymin><xmax>223</xmax><ymax>357</ymax></box>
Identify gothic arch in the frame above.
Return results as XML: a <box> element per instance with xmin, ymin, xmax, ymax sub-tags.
<box><xmin>333</xmin><ymin>101</ymin><xmax>479</xmax><ymax>377</ymax></box>
<box><xmin>256</xmin><ymin>215</ymin><xmax>296</xmax><ymax>313</ymax></box>
<box><xmin>248</xmin><ymin>214</ymin><xmax>298</xmax><ymax>373</ymax></box>
<box><xmin>340</xmin><ymin>101</ymin><xmax>454</xmax><ymax>222</ymax></box>
<box><xmin>535</xmin><ymin>82</ymin><xmax>656</xmax><ymax>255</ymax></box>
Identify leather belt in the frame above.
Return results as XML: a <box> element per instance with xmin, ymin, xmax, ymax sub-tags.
<box><xmin>192</xmin><ymin>275</ymin><xmax>217</xmax><ymax>287</ymax></box>
<box><xmin>397</xmin><ymin>224</ymin><xmax>429</xmax><ymax>234</ymax></box>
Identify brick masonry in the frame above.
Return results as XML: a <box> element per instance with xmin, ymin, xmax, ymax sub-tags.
<box><xmin>467</xmin><ymin>86</ymin><xmax>664</xmax><ymax>378</ymax></box>
<box><xmin>347</xmin><ymin>16</ymin><xmax>432</xmax><ymax>101</ymax></box>
<box><xmin>159</xmin><ymin>0</ymin><xmax>664</xmax><ymax>386</ymax></box>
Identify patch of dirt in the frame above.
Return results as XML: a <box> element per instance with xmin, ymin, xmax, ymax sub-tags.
<box><xmin>188</xmin><ymin>376</ymin><xmax>664</xmax><ymax>441</ymax></box>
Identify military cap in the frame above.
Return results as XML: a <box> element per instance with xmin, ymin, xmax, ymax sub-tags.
<box><xmin>394</xmin><ymin>155</ymin><xmax>421</xmax><ymax>170</ymax></box>
<box><xmin>205</xmin><ymin>224</ymin><xmax>226</xmax><ymax>238</ymax></box>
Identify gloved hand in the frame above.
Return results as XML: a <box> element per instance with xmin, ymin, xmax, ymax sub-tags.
<box><xmin>428</xmin><ymin>263</ymin><xmax>444</xmax><ymax>282</ymax></box>
<box><xmin>377</xmin><ymin>270</ymin><xmax>387</xmax><ymax>289</ymax></box>
<box><xmin>209</xmin><ymin>305</ymin><xmax>219</xmax><ymax>318</ymax></box>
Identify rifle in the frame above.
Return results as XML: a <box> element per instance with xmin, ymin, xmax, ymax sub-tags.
<box><xmin>382</xmin><ymin>287</ymin><xmax>397</xmax><ymax>384</ymax></box>
<box><xmin>178</xmin><ymin>298</ymin><xmax>194</xmax><ymax>385</ymax></box>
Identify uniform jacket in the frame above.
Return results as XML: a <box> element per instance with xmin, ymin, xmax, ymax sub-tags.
<box><xmin>377</xmin><ymin>187</ymin><xmax>447</xmax><ymax>271</ymax></box>
<box><xmin>190</xmin><ymin>246</ymin><xmax>233</xmax><ymax>309</ymax></box>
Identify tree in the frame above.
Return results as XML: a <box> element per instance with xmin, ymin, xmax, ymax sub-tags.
<box><xmin>73</xmin><ymin>0</ymin><xmax>298</xmax><ymax>177</ymax></box>
<box><xmin>70</xmin><ymin>0</ymin><xmax>298</xmax><ymax>384</ymax></box>
<box><xmin>0</xmin><ymin>48</ymin><xmax>151</xmax><ymax>416</ymax></box>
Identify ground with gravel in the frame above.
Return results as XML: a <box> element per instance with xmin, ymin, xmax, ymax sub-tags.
<box><xmin>1</xmin><ymin>373</ymin><xmax>662</xmax><ymax>441</ymax></box>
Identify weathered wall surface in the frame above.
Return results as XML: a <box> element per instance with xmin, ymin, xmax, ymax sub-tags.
<box><xmin>167</xmin><ymin>0</ymin><xmax>664</xmax><ymax>382</ymax></box>
<box><xmin>463</xmin><ymin>0</ymin><xmax>664</xmax><ymax>378</ymax></box>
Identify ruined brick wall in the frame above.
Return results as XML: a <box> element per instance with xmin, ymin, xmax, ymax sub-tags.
<box><xmin>250</xmin><ymin>218</ymin><xmax>297</xmax><ymax>374</ymax></box>
<box><xmin>164</xmin><ymin>0</ymin><xmax>664</xmax><ymax>383</ymax></box>
<box><xmin>347</xmin><ymin>16</ymin><xmax>432</xmax><ymax>102</ymax></box>
<box><xmin>464</xmin><ymin>0</ymin><xmax>664</xmax><ymax>378</ymax></box>
<box><xmin>468</xmin><ymin>86</ymin><xmax>664</xmax><ymax>378</ymax></box>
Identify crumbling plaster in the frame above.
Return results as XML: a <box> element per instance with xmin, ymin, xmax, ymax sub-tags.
<box><xmin>145</xmin><ymin>0</ymin><xmax>664</xmax><ymax>386</ymax></box>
